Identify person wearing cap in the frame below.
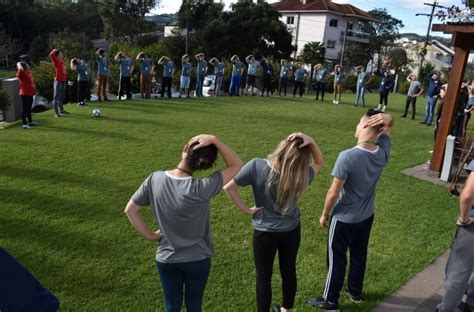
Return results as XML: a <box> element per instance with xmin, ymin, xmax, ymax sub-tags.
<box><xmin>180</xmin><ymin>54</ymin><xmax>192</xmax><ymax>98</ymax></box>
<box><xmin>16</xmin><ymin>61</ymin><xmax>38</xmax><ymax>129</ymax></box>
<box><xmin>293</xmin><ymin>63</ymin><xmax>308</xmax><ymax>98</ymax></box>
<box><xmin>158</xmin><ymin>56</ymin><xmax>174</xmax><ymax>99</ymax></box>
<box><xmin>421</xmin><ymin>71</ymin><xmax>442</xmax><ymax>126</ymax></box>
<box><xmin>49</xmin><ymin>48</ymin><xmax>69</xmax><ymax>117</ymax></box>
<box><xmin>436</xmin><ymin>160</ymin><xmax>474</xmax><ymax>312</ymax></box>
<box><xmin>115</xmin><ymin>52</ymin><xmax>133</xmax><ymax>100</ymax></box>
<box><xmin>278</xmin><ymin>59</ymin><xmax>292</xmax><ymax>97</ymax></box>
<box><xmin>376</xmin><ymin>70</ymin><xmax>393</xmax><ymax>112</ymax></box>
<box><xmin>95</xmin><ymin>49</ymin><xmax>109</xmax><ymax>102</ymax></box>
<box><xmin>70</xmin><ymin>58</ymin><xmax>90</xmax><ymax>106</ymax></box>
<box><xmin>402</xmin><ymin>74</ymin><xmax>423</xmax><ymax>119</ymax></box>
<box><xmin>195</xmin><ymin>53</ymin><xmax>207</xmax><ymax>97</ymax></box>
<box><xmin>136</xmin><ymin>52</ymin><xmax>153</xmax><ymax>99</ymax></box>
<box><xmin>229</xmin><ymin>55</ymin><xmax>244</xmax><ymax>96</ymax></box>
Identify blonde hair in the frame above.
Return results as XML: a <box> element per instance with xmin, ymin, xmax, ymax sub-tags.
<box><xmin>266</xmin><ymin>137</ymin><xmax>311</xmax><ymax>215</ymax></box>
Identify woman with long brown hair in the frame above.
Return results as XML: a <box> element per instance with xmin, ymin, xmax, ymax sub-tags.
<box><xmin>224</xmin><ymin>133</ymin><xmax>324</xmax><ymax>312</ymax></box>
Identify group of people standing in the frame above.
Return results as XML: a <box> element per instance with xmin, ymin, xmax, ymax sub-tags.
<box><xmin>124</xmin><ymin>109</ymin><xmax>395</xmax><ymax>312</ymax></box>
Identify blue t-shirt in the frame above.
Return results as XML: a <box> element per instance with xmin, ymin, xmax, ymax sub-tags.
<box><xmin>214</xmin><ymin>63</ymin><xmax>225</xmax><ymax>77</ymax></box>
<box><xmin>197</xmin><ymin>60</ymin><xmax>207</xmax><ymax>76</ymax></box>
<box><xmin>118</xmin><ymin>58</ymin><xmax>132</xmax><ymax>77</ymax></box>
<box><xmin>247</xmin><ymin>60</ymin><xmax>259</xmax><ymax>76</ymax></box>
<box><xmin>315</xmin><ymin>68</ymin><xmax>328</xmax><ymax>83</ymax></box>
<box><xmin>280</xmin><ymin>64</ymin><xmax>291</xmax><ymax>78</ymax></box>
<box><xmin>181</xmin><ymin>63</ymin><xmax>191</xmax><ymax>77</ymax></box>
<box><xmin>163</xmin><ymin>61</ymin><xmax>174</xmax><ymax>78</ymax></box>
<box><xmin>97</xmin><ymin>57</ymin><xmax>108</xmax><ymax>76</ymax></box>
<box><xmin>232</xmin><ymin>62</ymin><xmax>244</xmax><ymax>76</ymax></box>
<box><xmin>427</xmin><ymin>74</ymin><xmax>442</xmax><ymax>97</ymax></box>
<box><xmin>139</xmin><ymin>58</ymin><xmax>153</xmax><ymax>76</ymax></box>
<box><xmin>334</xmin><ymin>72</ymin><xmax>345</xmax><ymax>84</ymax></box>
<box><xmin>76</xmin><ymin>61</ymin><xmax>89</xmax><ymax>81</ymax></box>
<box><xmin>295</xmin><ymin>68</ymin><xmax>308</xmax><ymax>82</ymax></box>
<box><xmin>234</xmin><ymin>158</ymin><xmax>315</xmax><ymax>232</ymax></box>
<box><xmin>331</xmin><ymin>134</ymin><xmax>391</xmax><ymax>223</ymax></box>
<box><xmin>379</xmin><ymin>76</ymin><xmax>393</xmax><ymax>93</ymax></box>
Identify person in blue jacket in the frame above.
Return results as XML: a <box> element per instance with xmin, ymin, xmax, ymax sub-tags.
<box><xmin>376</xmin><ymin>70</ymin><xmax>393</xmax><ymax>112</ymax></box>
<box><xmin>421</xmin><ymin>71</ymin><xmax>442</xmax><ymax>126</ymax></box>
<box><xmin>260</xmin><ymin>58</ymin><xmax>273</xmax><ymax>97</ymax></box>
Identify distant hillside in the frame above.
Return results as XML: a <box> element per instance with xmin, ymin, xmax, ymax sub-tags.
<box><xmin>400</xmin><ymin>33</ymin><xmax>451</xmax><ymax>46</ymax></box>
<box><xmin>146</xmin><ymin>13</ymin><xmax>178</xmax><ymax>26</ymax></box>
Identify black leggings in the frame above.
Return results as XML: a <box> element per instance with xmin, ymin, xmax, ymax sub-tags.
<box><xmin>315</xmin><ymin>81</ymin><xmax>325</xmax><ymax>100</ymax></box>
<box><xmin>253</xmin><ymin>224</ymin><xmax>300</xmax><ymax>311</ymax></box>
<box><xmin>379</xmin><ymin>92</ymin><xmax>389</xmax><ymax>106</ymax></box>
<box><xmin>261</xmin><ymin>78</ymin><xmax>272</xmax><ymax>96</ymax></box>
<box><xmin>77</xmin><ymin>80</ymin><xmax>89</xmax><ymax>104</ymax></box>
<box><xmin>21</xmin><ymin>96</ymin><xmax>33</xmax><ymax>125</ymax></box>
<box><xmin>294</xmin><ymin>81</ymin><xmax>304</xmax><ymax>97</ymax></box>
<box><xmin>118</xmin><ymin>76</ymin><xmax>131</xmax><ymax>100</ymax></box>
<box><xmin>161</xmin><ymin>77</ymin><xmax>172</xmax><ymax>98</ymax></box>
<box><xmin>403</xmin><ymin>96</ymin><xmax>417</xmax><ymax>119</ymax></box>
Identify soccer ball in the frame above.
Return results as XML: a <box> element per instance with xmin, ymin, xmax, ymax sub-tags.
<box><xmin>92</xmin><ymin>108</ymin><xmax>101</xmax><ymax>117</ymax></box>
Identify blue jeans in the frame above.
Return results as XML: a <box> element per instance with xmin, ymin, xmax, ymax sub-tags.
<box><xmin>157</xmin><ymin>258</ymin><xmax>211</xmax><ymax>312</ymax></box>
<box><xmin>422</xmin><ymin>96</ymin><xmax>437</xmax><ymax>125</ymax></box>
<box><xmin>196</xmin><ymin>74</ymin><xmax>205</xmax><ymax>97</ymax></box>
<box><xmin>53</xmin><ymin>80</ymin><xmax>65</xmax><ymax>114</ymax></box>
<box><xmin>229</xmin><ymin>75</ymin><xmax>241</xmax><ymax>96</ymax></box>
<box><xmin>355</xmin><ymin>85</ymin><xmax>365</xmax><ymax>107</ymax></box>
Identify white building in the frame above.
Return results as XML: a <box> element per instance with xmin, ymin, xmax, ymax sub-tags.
<box><xmin>272</xmin><ymin>0</ymin><xmax>376</xmax><ymax>61</ymax></box>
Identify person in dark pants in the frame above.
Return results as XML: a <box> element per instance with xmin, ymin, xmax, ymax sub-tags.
<box><xmin>195</xmin><ymin>53</ymin><xmax>207</xmax><ymax>97</ymax></box>
<box><xmin>225</xmin><ymin>133</ymin><xmax>324</xmax><ymax>312</ymax></box>
<box><xmin>95</xmin><ymin>48</ymin><xmax>109</xmax><ymax>102</ymax></box>
<box><xmin>260</xmin><ymin>58</ymin><xmax>273</xmax><ymax>96</ymax></box>
<box><xmin>401</xmin><ymin>74</ymin><xmax>423</xmax><ymax>119</ymax></box>
<box><xmin>453</xmin><ymin>82</ymin><xmax>470</xmax><ymax>137</ymax></box>
<box><xmin>279</xmin><ymin>59</ymin><xmax>292</xmax><ymax>97</ymax></box>
<box><xmin>114</xmin><ymin>52</ymin><xmax>133</xmax><ymax>100</ymax></box>
<box><xmin>376</xmin><ymin>70</ymin><xmax>393</xmax><ymax>112</ymax></box>
<box><xmin>436</xmin><ymin>160</ymin><xmax>474</xmax><ymax>312</ymax></box>
<box><xmin>229</xmin><ymin>55</ymin><xmax>244</xmax><ymax>96</ymax></box>
<box><xmin>158</xmin><ymin>56</ymin><xmax>174</xmax><ymax>98</ymax></box>
<box><xmin>125</xmin><ymin>134</ymin><xmax>242</xmax><ymax>312</ymax></box>
<box><xmin>71</xmin><ymin>58</ymin><xmax>90</xmax><ymax>106</ymax></box>
<box><xmin>293</xmin><ymin>63</ymin><xmax>308</xmax><ymax>98</ymax></box>
<box><xmin>16</xmin><ymin>61</ymin><xmax>38</xmax><ymax>129</ymax></box>
<box><xmin>313</xmin><ymin>64</ymin><xmax>328</xmax><ymax>101</ymax></box>
<box><xmin>49</xmin><ymin>48</ymin><xmax>69</xmax><ymax>117</ymax></box>
<box><xmin>308</xmin><ymin>110</ymin><xmax>394</xmax><ymax>311</ymax></box>
<box><xmin>421</xmin><ymin>71</ymin><xmax>442</xmax><ymax>126</ymax></box>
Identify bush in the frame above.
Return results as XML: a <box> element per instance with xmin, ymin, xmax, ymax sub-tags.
<box><xmin>398</xmin><ymin>79</ymin><xmax>410</xmax><ymax>95</ymax></box>
<box><xmin>343</xmin><ymin>73</ymin><xmax>357</xmax><ymax>94</ymax></box>
<box><xmin>366</xmin><ymin>75</ymin><xmax>381</xmax><ymax>93</ymax></box>
<box><xmin>0</xmin><ymin>86</ymin><xmax>10</xmax><ymax>114</ymax></box>
<box><xmin>33</xmin><ymin>63</ymin><xmax>55</xmax><ymax>101</ymax></box>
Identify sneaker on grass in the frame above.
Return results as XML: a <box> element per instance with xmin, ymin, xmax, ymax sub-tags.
<box><xmin>344</xmin><ymin>288</ymin><xmax>363</xmax><ymax>303</ymax></box>
<box><xmin>307</xmin><ymin>297</ymin><xmax>339</xmax><ymax>311</ymax></box>
<box><xmin>22</xmin><ymin>124</ymin><xmax>32</xmax><ymax>129</ymax></box>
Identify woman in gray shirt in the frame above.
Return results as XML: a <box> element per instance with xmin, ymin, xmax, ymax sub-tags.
<box><xmin>224</xmin><ymin>133</ymin><xmax>324</xmax><ymax>312</ymax></box>
<box><xmin>125</xmin><ymin>134</ymin><xmax>242</xmax><ymax>312</ymax></box>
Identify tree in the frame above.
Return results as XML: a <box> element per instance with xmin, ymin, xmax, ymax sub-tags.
<box><xmin>386</xmin><ymin>47</ymin><xmax>410</xmax><ymax>72</ymax></box>
<box><xmin>362</xmin><ymin>8</ymin><xmax>404</xmax><ymax>67</ymax></box>
<box><xmin>342</xmin><ymin>43</ymin><xmax>370</xmax><ymax>69</ymax></box>
<box><xmin>301</xmin><ymin>41</ymin><xmax>325</xmax><ymax>82</ymax></box>
<box><xmin>50</xmin><ymin>29</ymin><xmax>93</xmax><ymax>61</ymax></box>
<box><xmin>0</xmin><ymin>27</ymin><xmax>22</xmax><ymax>68</ymax></box>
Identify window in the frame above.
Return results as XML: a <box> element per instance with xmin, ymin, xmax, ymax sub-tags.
<box><xmin>346</xmin><ymin>22</ymin><xmax>354</xmax><ymax>36</ymax></box>
<box><xmin>287</xmin><ymin>16</ymin><xmax>295</xmax><ymax>25</ymax></box>
<box><xmin>327</xmin><ymin>40</ymin><xmax>336</xmax><ymax>49</ymax></box>
<box><xmin>329</xmin><ymin>19</ymin><xmax>338</xmax><ymax>27</ymax></box>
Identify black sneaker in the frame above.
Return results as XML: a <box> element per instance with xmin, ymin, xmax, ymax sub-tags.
<box><xmin>307</xmin><ymin>297</ymin><xmax>339</xmax><ymax>311</ymax></box>
<box><xmin>344</xmin><ymin>288</ymin><xmax>363</xmax><ymax>303</ymax></box>
<box><xmin>60</xmin><ymin>110</ymin><xmax>70</xmax><ymax>115</ymax></box>
<box><xmin>271</xmin><ymin>303</ymin><xmax>282</xmax><ymax>312</ymax></box>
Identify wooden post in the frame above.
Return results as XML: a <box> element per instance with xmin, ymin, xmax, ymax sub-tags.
<box><xmin>430</xmin><ymin>33</ymin><xmax>471</xmax><ymax>171</ymax></box>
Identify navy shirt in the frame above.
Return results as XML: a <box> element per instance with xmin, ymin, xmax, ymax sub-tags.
<box><xmin>426</xmin><ymin>74</ymin><xmax>442</xmax><ymax>97</ymax></box>
<box><xmin>97</xmin><ymin>56</ymin><xmax>108</xmax><ymax>76</ymax></box>
<box><xmin>379</xmin><ymin>76</ymin><xmax>393</xmax><ymax>93</ymax></box>
<box><xmin>118</xmin><ymin>58</ymin><xmax>132</xmax><ymax>77</ymax></box>
<box><xmin>139</xmin><ymin>58</ymin><xmax>153</xmax><ymax>76</ymax></box>
<box><xmin>261</xmin><ymin>62</ymin><xmax>273</xmax><ymax>80</ymax></box>
<box><xmin>76</xmin><ymin>61</ymin><xmax>89</xmax><ymax>81</ymax></box>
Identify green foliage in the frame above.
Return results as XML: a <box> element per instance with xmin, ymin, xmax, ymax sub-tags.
<box><xmin>420</xmin><ymin>62</ymin><xmax>436</xmax><ymax>89</ymax></box>
<box><xmin>398</xmin><ymin>79</ymin><xmax>410</xmax><ymax>95</ymax></box>
<box><xmin>0</xmin><ymin>93</ymin><xmax>458</xmax><ymax>311</ymax></box>
<box><xmin>343</xmin><ymin>43</ymin><xmax>370</xmax><ymax>69</ymax></box>
<box><xmin>367</xmin><ymin>74</ymin><xmax>381</xmax><ymax>93</ymax></box>
<box><xmin>32</xmin><ymin>63</ymin><xmax>54</xmax><ymax>101</ymax></box>
<box><xmin>386</xmin><ymin>47</ymin><xmax>410</xmax><ymax>72</ymax></box>
<box><xmin>50</xmin><ymin>29</ymin><xmax>94</xmax><ymax>61</ymax></box>
<box><xmin>27</xmin><ymin>35</ymin><xmax>49</xmax><ymax>63</ymax></box>
<box><xmin>343</xmin><ymin>73</ymin><xmax>357</xmax><ymax>93</ymax></box>
<box><xmin>301</xmin><ymin>41</ymin><xmax>325</xmax><ymax>80</ymax></box>
<box><xmin>0</xmin><ymin>86</ymin><xmax>10</xmax><ymax>113</ymax></box>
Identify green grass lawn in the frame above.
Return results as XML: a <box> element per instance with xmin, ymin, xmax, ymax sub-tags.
<box><xmin>0</xmin><ymin>69</ymin><xmax>16</xmax><ymax>79</ymax></box>
<box><xmin>0</xmin><ymin>92</ymin><xmax>461</xmax><ymax>311</ymax></box>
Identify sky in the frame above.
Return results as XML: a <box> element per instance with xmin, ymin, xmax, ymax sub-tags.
<box><xmin>153</xmin><ymin>0</ymin><xmax>464</xmax><ymax>37</ymax></box>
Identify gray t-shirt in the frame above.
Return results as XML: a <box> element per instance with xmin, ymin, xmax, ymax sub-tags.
<box><xmin>163</xmin><ymin>61</ymin><xmax>174</xmax><ymax>78</ymax></box>
<box><xmin>232</xmin><ymin>61</ymin><xmax>244</xmax><ymax>76</ymax></box>
<box><xmin>233</xmin><ymin>158</ymin><xmax>315</xmax><ymax>232</ymax></box>
<box><xmin>214</xmin><ymin>63</ymin><xmax>225</xmax><ymax>77</ymax></box>
<box><xmin>357</xmin><ymin>72</ymin><xmax>371</xmax><ymax>87</ymax></box>
<box><xmin>331</xmin><ymin>134</ymin><xmax>391</xmax><ymax>223</ymax></box>
<box><xmin>407</xmin><ymin>80</ymin><xmax>422</xmax><ymax>97</ymax></box>
<box><xmin>295</xmin><ymin>68</ymin><xmax>308</xmax><ymax>82</ymax></box>
<box><xmin>131</xmin><ymin>170</ymin><xmax>223</xmax><ymax>263</ymax></box>
<box><xmin>197</xmin><ymin>60</ymin><xmax>207</xmax><ymax>76</ymax></box>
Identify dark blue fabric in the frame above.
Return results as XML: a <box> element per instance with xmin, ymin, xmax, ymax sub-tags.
<box><xmin>156</xmin><ymin>258</ymin><xmax>211</xmax><ymax>312</ymax></box>
<box><xmin>229</xmin><ymin>75</ymin><xmax>241</xmax><ymax>96</ymax></box>
<box><xmin>0</xmin><ymin>247</ymin><xmax>60</xmax><ymax>312</ymax></box>
<box><xmin>426</xmin><ymin>73</ymin><xmax>442</xmax><ymax>97</ymax></box>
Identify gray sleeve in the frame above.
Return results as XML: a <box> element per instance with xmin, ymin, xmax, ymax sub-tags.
<box><xmin>377</xmin><ymin>134</ymin><xmax>391</xmax><ymax>162</ymax></box>
<box><xmin>234</xmin><ymin>159</ymin><xmax>255</xmax><ymax>187</ymax></box>
<box><xmin>199</xmin><ymin>170</ymin><xmax>224</xmax><ymax>200</ymax></box>
<box><xmin>131</xmin><ymin>174</ymin><xmax>153</xmax><ymax>206</ymax></box>
<box><xmin>332</xmin><ymin>152</ymin><xmax>350</xmax><ymax>181</ymax></box>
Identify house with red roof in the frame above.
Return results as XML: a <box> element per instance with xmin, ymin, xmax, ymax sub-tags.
<box><xmin>271</xmin><ymin>0</ymin><xmax>376</xmax><ymax>61</ymax></box>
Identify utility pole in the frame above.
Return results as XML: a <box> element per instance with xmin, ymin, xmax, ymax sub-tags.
<box><xmin>416</xmin><ymin>1</ymin><xmax>446</xmax><ymax>79</ymax></box>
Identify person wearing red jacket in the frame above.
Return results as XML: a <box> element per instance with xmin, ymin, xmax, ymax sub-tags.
<box><xmin>48</xmin><ymin>49</ymin><xmax>69</xmax><ymax>117</ymax></box>
<box><xmin>16</xmin><ymin>62</ymin><xmax>39</xmax><ymax>129</ymax></box>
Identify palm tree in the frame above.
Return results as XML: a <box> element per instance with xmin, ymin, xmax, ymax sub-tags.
<box><xmin>301</xmin><ymin>41</ymin><xmax>326</xmax><ymax>88</ymax></box>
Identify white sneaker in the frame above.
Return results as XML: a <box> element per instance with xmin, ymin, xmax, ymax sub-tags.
<box><xmin>376</xmin><ymin>104</ymin><xmax>382</xmax><ymax>110</ymax></box>
<box><xmin>22</xmin><ymin>124</ymin><xmax>32</xmax><ymax>129</ymax></box>
<box><xmin>382</xmin><ymin>105</ymin><xmax>387</xmax><ymax>112</ymax></box>
<box><xmin>335</xmin><ymin>101</ymin><xmax>339</xmax><ymax>105</ymax></box>
<box><xmin>333</xmin><ymin>100</ymin><xmax>336</xmax><ymax>104</ymax></box>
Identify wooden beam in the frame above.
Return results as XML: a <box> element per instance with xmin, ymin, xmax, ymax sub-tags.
<box><xmin>430</xmin><ymin>46</ymin><xmax>470</xmax><ymax>171</ymax></box>
<box><xmin>451</xmin><ymin>32</ymin><xmax>474</xmax><ymax>50</ymax></box>
<box><xmin>432</xmin><ymin>23</ymin><xmax>474</xmax><ymax>34</ymax></box>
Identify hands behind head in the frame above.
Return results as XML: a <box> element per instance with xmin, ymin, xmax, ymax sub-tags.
<box><xmin>288</xmin><ymin>132</ymin><xmax>316</xmax><ymax>148</ymax></box>
<box><xmin>186</xmin><ymin>134</ymin><xmax>217</xmax><ymax>151</ymax></box>
<box><xmin>364</xmin><ymin>114</ymin><xmax>392</xmax><ymax>131</ymax></box>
